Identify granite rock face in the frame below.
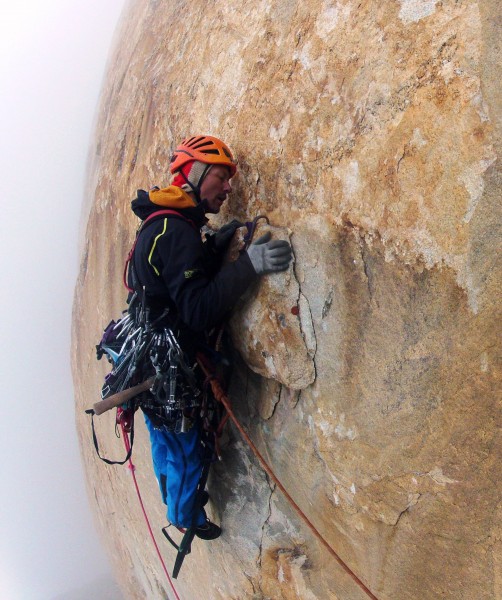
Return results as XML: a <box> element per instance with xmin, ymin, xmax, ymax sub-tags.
<box><xmin>229</xmin><ymin>224</ymin><xmax>316</xmax><ymax>390</ymax></box>
<box><xmin>72</xmin><ymin>1</ymin><xmax>501</xmax><ymax>598</ymax></box>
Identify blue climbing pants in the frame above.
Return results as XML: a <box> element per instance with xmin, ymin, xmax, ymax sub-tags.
<box><xmin>144</xmin><ymin>415</ymin><xmax>206</xmax><ymax>528</ymax></box>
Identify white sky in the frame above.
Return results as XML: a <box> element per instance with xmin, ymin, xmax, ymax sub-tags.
<box><xmin>0</xmin><ymin>1</ymin><xmax>126</xmax><ymax>599</ymax></box>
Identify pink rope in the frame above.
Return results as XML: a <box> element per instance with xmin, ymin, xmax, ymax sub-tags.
<box><xmin>120</xmin><ymin>419</ymin><xmax>181</xmax><ymax>600</ymax></box>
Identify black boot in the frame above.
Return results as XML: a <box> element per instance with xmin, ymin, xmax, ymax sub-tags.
<box><xmin>194</xmin><ymin>519</ymin><xmax>222</xmax><ymax>540</ymax></box>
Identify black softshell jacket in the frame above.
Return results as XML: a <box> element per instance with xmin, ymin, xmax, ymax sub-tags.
<box><xmin>129</xmin><ymin>189</ymin><xmax>257</xmax><ymax>337</ymax></box>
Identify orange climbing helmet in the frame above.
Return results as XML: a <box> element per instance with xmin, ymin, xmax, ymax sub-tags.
<box><xmin>170</xmin><ymin>135</ymin><xmax>237</xmax><ymax>177</ymax></box>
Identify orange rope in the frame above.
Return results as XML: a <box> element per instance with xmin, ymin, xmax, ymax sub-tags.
<box><xmin>198</xmin><ymin>359</ymin><xmax>379</xmax><ymax>600</ymax></box>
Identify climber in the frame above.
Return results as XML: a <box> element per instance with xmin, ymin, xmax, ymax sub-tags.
<box><xmin>127</xmin><ymin>135</ymin><xmax>292</xmax><ymax>541</ymax></box>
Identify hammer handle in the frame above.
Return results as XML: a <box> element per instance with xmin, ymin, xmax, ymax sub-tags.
<box><xmin>92</xmin><ymin>376</ymin><xmax>155</xmax><ymax>416</ymax></box>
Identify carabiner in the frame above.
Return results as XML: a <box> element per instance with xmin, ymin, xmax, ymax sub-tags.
<box><xmin>243</xmin><ymin>215</ymin><xmax>270</xmax><ymax>250</ymax></box>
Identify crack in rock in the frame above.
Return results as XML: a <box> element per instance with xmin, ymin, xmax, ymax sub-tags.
<box><xmin>394</xmin><ymin>493</ymin><xmax>422</xmax><ymax>527</ymax></box>
<box><xmin>258</xmin><ymin>481</ymin><xmax>275</xmax><ymax>567</ymax></box>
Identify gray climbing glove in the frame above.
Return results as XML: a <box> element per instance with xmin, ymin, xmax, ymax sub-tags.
<box><xmin>214</xmin><ymin>219</ymin><xmax>244</xmax><ymax>250</ymax></box>
<box><xmin>246</xmin><ymin>231</ymin><xmax>292</xmax><ymax>275</ymax></box>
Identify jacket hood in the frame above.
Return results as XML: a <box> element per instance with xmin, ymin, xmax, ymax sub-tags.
<box><xmin>131</xmin><ymin>186</ymin><xmax>207</xmax><ymax>226</ymax></box>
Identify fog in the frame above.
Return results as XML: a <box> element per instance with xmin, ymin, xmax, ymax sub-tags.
<box><xmin>0</xmin><ymin>1</ymin><xmax>125</xmax><ymax>599</ymax></box>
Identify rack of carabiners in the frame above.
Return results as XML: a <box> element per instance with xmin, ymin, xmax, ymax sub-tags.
<box><xmin>95</xmin><ymin>291</ymin><xmax>201</xmax><ymax>432</ymax></box>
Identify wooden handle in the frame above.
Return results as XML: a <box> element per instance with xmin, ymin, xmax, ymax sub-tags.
<box><xmin>92</xmin><ymin>376</ymin><xmax>155</xmax><ymax>416</ymax></box>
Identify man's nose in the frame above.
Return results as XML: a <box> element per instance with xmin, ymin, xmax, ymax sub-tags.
<box><xmin>223</xmin><ymin>180</ymin><xmax>232</xmax><ymax>193</ymax></box>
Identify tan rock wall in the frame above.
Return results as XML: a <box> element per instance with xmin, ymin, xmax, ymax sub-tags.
<box><xmin>72</xmin><ymin>1</ymin><xmax>501</xmax><ymax>598</ymax></box>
